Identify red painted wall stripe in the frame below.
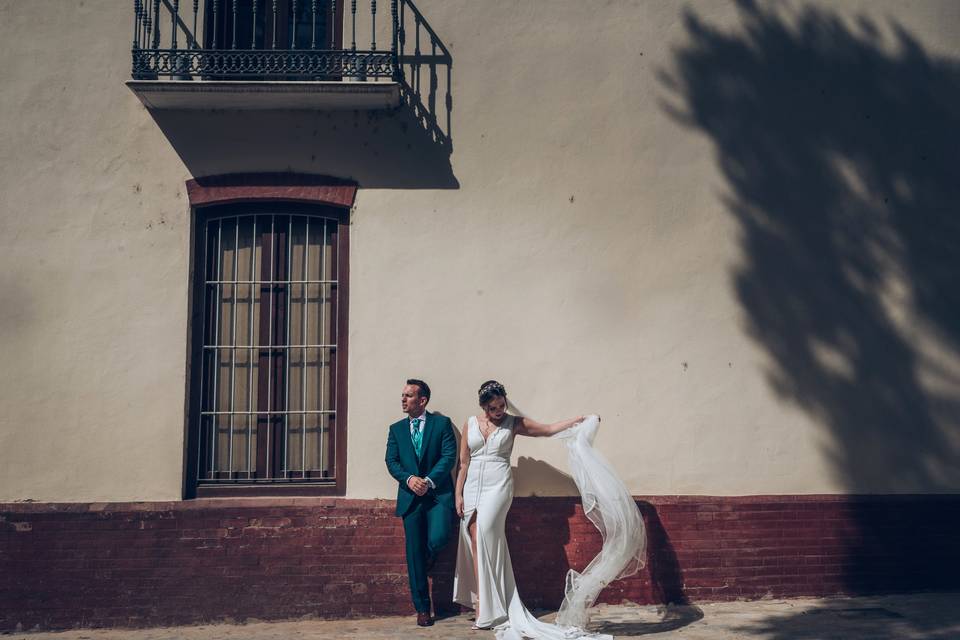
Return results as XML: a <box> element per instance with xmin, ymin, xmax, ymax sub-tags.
<box><xmin>1</xmin><ymin>495</ymin><xmax>957</xmax><ymax>631</ymax></box>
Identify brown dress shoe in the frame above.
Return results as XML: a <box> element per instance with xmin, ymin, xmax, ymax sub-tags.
<box><xmin>417</xmin><ymin>612</ymin><xmax>434</xmax><ymax>627</ymax></box>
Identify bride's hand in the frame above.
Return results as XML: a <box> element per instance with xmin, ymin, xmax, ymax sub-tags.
<box><xmin>455</xmin><ymin>494</ymin><xmax>464</xmax><ymax>518</ymax></box>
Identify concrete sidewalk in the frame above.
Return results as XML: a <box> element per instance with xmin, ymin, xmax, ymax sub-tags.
<box><xmin>7</xmin><ymin>593</ymin><xmax>959</xmax><ymax>639</ymax></box>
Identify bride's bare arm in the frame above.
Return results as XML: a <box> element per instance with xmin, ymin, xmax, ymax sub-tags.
<box><xmin>454</xmin><ymin>419</ymin><xmax>471</xmax><ymax>517</ymax></box>
<box><xmin>516</xmin><ymin>415</ymin><xmax>587</xmax><ymax>437</ymax></box>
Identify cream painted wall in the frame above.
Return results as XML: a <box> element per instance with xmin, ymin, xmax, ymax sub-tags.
<box><xmin>0</xmin><ymin>1</ymin><xmax>193</xmax><ymax>502</ymax></box>
<box><xmin>0</xmin><ymin>1</ymin><xmax>958</xmax><ymax>502</ymax></box>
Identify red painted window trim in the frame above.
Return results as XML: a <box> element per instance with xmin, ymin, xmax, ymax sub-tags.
<box><xmin>186</xmin><ymin>173</ymin><xmax>357</xmax><ymax>209</ymax></box>
<box><xmin>184</xmin><ymin>174</ymin><xmax>354</xmax><ymax>499</ymax></box>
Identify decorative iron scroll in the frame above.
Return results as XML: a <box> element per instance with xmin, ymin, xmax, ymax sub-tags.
<box><xmin>131</xmin><ymin>0</ymin><xmax>398</xmax><ymax>81</ymax></box>
<box><xmin>133</xmin><ymin>49</ymin><xmax>394</xmax><ymax>79</ymax></box>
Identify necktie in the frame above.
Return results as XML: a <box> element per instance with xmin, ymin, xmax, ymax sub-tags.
<box><xmin>411</xmin><ymin>418</ymin><xmax>423</xmax><ymax>457</ymax></box>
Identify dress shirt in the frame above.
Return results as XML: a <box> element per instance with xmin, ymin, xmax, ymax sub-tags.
<box><xmin>407</xmin><ymin>412</ymin><xmax>436</xmax><ymax>490</ymax></box>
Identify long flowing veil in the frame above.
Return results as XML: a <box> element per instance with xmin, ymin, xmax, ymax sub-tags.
<box><xmin>550</xmin><ymin>415</ymin><xmax>646</xmax><ymax>630</ymax></box>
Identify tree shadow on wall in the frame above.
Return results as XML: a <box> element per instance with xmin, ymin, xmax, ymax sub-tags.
<box><xmin>660</xmin><ymin>0</ymin><xmax>960</xmax><ymax>635</ymax></box>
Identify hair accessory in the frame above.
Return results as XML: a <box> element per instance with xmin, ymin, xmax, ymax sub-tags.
<box><xmin>479</xmin><ymin>381</ymin><xmax>506</xmax><ymax>397</ymax></box>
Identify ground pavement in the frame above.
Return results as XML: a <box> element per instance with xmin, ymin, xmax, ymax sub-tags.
<box><xmin>6</xmin><ymin>593</ymin><xmax>959</xmax><ymax>639</ymax></box>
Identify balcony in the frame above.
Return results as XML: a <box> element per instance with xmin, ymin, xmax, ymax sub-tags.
<box><xmin>128</xmin><ymin>0</ymin><xmax>405</xmax><ymax>110</ymax></box>
<box><xmin>128</xmin><ymin>0</ymin><xmax>455</xmax><ymax>187</ymax></box>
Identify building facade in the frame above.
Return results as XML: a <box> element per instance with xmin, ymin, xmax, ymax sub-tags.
<box><xmin>1</xmin><ymin>0</ymin><xmax>959</xmax><ymax>631</ymax></box>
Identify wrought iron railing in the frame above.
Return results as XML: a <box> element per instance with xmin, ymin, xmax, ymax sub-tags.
<box><xmin>397</xmin><ymin>0</ymin><xmax>451</xmax><ymax>148</ymax></box>
<box><xmin>131</xmin><ymin>0</ymin><xmax>399</xmax><ymax>80</ymax></box>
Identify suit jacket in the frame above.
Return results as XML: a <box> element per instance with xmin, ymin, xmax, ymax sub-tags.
<box><xmin>385</xmin><ymin>411</ymin><xmax>457</xmax><ymax>517</ymax></box>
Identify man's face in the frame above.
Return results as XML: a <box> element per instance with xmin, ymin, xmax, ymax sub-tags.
<box><xmin>401</xmin><ymin>384</ymin><xmax>428</xmax><ymax>417</ymax></box>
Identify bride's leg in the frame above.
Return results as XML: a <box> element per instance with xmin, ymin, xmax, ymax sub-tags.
<box><xmin>467</xmin><ymin>511</ymin><xmax>479</xmax><ymax>617</ymax></box>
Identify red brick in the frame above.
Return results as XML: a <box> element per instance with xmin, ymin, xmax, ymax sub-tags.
<box><xmin>3</xmin><ymin>495</ymin><xmax>959</xmax><ymax>630</ymax></box>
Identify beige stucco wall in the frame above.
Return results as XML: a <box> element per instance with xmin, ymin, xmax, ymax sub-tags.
<box><xmin>1</xmin><ymin>0</ymin><xmax>958</xmax><ymax>503</ymax></box>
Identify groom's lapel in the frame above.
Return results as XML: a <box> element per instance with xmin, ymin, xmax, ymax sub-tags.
<box><xmin>395</xmin><ymin>420</ymin><xmax>416</xmax><ymax>467</ymax></box>
<box><xmin>419</xmin><ymin>412</ymin><xmax>436</xmax><ymax>465</ymax></box>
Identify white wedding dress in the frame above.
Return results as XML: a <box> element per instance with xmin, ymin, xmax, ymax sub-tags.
<box><xmin>453</xmin><ymin>415</ymin><xmax>644</xmax><ymax>639</ymax></box>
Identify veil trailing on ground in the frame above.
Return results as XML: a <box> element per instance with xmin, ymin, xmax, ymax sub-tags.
<box><xmin>490</xmin><ymin>413</ymin><xmax>646</xmax><ymax>640</ymax></box>
<box><xmin>551</xmin><ymin>415</ymin><xmax>646</xmax><ymax>630</ymax></box>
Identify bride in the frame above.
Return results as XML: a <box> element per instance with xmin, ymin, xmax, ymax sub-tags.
<box><xmin>453</xmin><ymin>381</ymin><xmax>619</xmax><ymax>639</ymax></box>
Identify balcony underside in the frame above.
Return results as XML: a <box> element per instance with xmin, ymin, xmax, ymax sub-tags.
<box><xmin>126</xmin><ymin>80</ymin><xmax>401</xmax><ymax>110</ymax></box>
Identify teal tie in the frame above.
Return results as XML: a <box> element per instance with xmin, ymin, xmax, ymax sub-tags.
<box><xmin>411</xmin><ymin>418</ymin><xmax>423</xmax><ymax>457</ymax></box>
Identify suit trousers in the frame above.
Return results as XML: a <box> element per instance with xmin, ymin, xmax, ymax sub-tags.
<box><xmin>402</xmin><ymin>494</ymin><xmax>455</xmax><ymax>613</ymax></box>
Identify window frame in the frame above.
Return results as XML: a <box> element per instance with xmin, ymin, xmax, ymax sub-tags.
<box><xmin>184</xmin><ymin>198</ymin><xmax>350</xmax><ymax>498</ymax></box>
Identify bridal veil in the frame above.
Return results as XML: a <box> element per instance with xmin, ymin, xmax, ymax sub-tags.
<box><xmin>494</xmin><ymin>415</ymin><xmax>646</xmax><ymax>639</ymax></box>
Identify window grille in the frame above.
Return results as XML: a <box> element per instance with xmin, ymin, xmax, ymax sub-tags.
<box><xmin>191</xmin><ymin>208</ymin><xmax>346</xmax><ymax>493</ymax></box>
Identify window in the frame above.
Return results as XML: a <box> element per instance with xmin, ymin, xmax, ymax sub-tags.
<box><xmin>186</xmin><ymin>203</ymin><xmax>348</xmax><ymax>496</ymax></box>
<box><xmin>203</xmin><ymin>0</ymin><xmax>340</xmax><ymax>51</ymax></box>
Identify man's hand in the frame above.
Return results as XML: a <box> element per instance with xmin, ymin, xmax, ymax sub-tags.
<box><xmin>407</xmin><ymin>476</ymin><xmax>429</xmax><ymax>496</ymax></box>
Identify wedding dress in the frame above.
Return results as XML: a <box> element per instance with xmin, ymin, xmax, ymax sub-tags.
<box><xmin>453</xmin><ymin>415</ymin><xmax>645</xmax><ymax>639</ymax></box>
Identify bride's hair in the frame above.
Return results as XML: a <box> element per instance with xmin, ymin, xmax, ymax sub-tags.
<box><xmin>478</xmin><ymin>380</ymin><xmax>507</xmax><ymax>405</ymax></box>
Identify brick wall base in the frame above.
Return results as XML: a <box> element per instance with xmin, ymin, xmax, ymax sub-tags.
<box><xmin>2</xmin><ymin>495</ymin><xmax>958</xmax><ymax>631</ymax></box>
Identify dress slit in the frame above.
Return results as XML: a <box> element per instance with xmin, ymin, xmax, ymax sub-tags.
<box><xmin>454</xmin><ymin>415</ymin><xmax>515</xmax><ymax>628</ymax></box>
<box><xmin>453</xmin><ymin>414</ymin><xmax>621</xmax><ymax>640</ymax></box>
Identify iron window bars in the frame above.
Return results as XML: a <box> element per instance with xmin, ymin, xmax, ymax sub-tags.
<box><xmin>194</xmin><ymin>210</ymin><xmax>344</xmax><ymax>489</ymax></box>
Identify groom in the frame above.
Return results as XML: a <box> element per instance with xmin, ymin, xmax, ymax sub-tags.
<box><xmin>384</xmin><ymin>379</ymin><xmax>458</xmax><ymax>627</ymax></box>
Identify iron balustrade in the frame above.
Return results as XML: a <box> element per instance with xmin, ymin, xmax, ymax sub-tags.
<box><xmin>131</xmin><ymin>0</ymin><xmax>399</xmax><ymax>80</ymax></box>
<box><xmin>129</xmin><ymin>0</ymin><xmax>453</xmax><ymax>152</ymax></box>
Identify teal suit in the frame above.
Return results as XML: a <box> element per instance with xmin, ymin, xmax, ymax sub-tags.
<box><xmin>385</xmin><ymin>411</ymin><xmax>457</xmax><ymax>613</ymax></box>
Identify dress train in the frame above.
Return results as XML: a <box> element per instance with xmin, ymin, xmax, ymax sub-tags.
<box><xmin>454</xmin><ymin>415</ymin><xmax>645</xmax><ymax>639</ymax></box>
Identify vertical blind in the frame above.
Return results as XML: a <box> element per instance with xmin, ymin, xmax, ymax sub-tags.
<box><xmin>197</xmin><ymin>213</ymin><xmax>339</xmax><ymax>483</ymax></box>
